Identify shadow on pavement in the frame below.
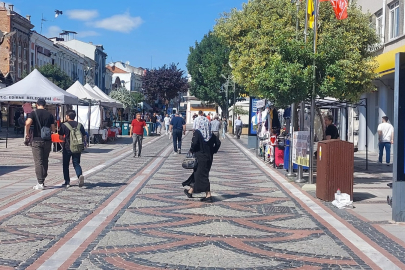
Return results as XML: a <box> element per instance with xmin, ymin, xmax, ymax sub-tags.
<box><xmin>84</xmin><ymin>148</ymin><xmax>114</xmax><ymax>154</ymax></box>
<box><xmin>0</xmin><ymin>166</ymin><xmax>30</xmax><ymax>176</ymax></box>
<box><xmin>83</xmin><ymin>182</ymin><xmax>128</xmax><ymax>189</ymax></box>
<box><xmin>353</xmin><ymin>192</ymin><xmax>377</xmax><ymax>202</ymax></box>
<box><xmin>214</xmin><ymin>193</ymin><xmax>254</xmax><ymax>202</ymax></box>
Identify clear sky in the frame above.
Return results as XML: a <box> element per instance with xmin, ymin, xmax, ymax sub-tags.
<box><xmin>9</xmin><ymin>0</ymin><xmax>246</xmax><ymax>73</ymax></box>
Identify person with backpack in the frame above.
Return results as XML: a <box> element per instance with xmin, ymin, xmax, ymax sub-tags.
<box><xmin>58</xmin><ymin>109</ymin><xmax>86</xmax><ymax>188</ymax></box>
<box><xmin>25</xmin><ymin>98</ymin><xmax>56</xmax><ymax>190</ymax></box>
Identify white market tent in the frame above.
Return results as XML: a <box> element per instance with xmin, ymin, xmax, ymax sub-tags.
<box><xmin>92</xmin><ymin>85</ymin><xmax>124</xmax><ymax>108</ymax></box>
<box><xmin>67</xmin><ymin>81</ymin><xmax>112</xmax><ymax>107</ymax></box>
<box><xmin>0</xmin><ymin>69</ymin><xmax>79</xmax><ymax>104</ymax></box>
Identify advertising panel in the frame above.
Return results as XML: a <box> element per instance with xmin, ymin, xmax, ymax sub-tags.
<box><xmin>292</xmin><ymin>131</ymin><xmax>310</xmax><ymax>167</ymax></box>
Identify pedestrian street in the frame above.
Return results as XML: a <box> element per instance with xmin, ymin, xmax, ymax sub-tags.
<box><xmin>0</xmin><ymin>133</ymin><xmax>404</xmax><ymax>269</ymax></box>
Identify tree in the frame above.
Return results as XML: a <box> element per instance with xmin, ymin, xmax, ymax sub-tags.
<box><xmin>131</xmin><ymin>91</ymin><xmax>144</xmax><ymax>105</ymax></box>
<box><xmin>234</xmin><ymin>106</ymin><xmax>249</xmax><ymax>116</ymax></box>
<box><xmin>186</xmin><ymin>31</ymin><xmax>235</xmax><ymax>110</ymax></box>
<box><xmin>214</xmin><ymin>0</ymin><xmax>378</xmax><ymax>107</ymax></box>
<box><xmin>36</xmin><ymin>64</ymin><xmax>74</xmax><ymax>89</ymax></box>
<box><xmin>109</xmin><ymin>87</ymin><xmax>137</xmax><ymax>109</ymax></box>
<box><xmin>142</xmin><ymin>63</ymin><xmax>188</xmax><ymax>104</ymax></box>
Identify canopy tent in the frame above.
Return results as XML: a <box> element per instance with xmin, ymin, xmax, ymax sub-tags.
<box><xmin>0</xmin><ymin>69</ymin><xmax>79</xmax><ymax>104</ymax></box>
<box><xmin>67</xmin><ymin>81</ymin><xmax>112</xmax><ymax>107</ymax></box>
<box><xmin>77</xmin><ymin>105</ymin><xmax>101</xmax><ymax>131</ymax></box>
<box><xmin>92</xmin><ymin>85</ymin><xmax>124</xmax><ymax>108</ymax></box>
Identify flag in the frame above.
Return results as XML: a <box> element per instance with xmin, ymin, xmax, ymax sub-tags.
<box><xmin>308</xmin><ymin>0</ymin><xmax>315</xmax><ymax>28</ymax></box>
<box><xmin>329</xmin><ymin>0</ymin><xmax>348</xmax><ymax>20</ymax></box>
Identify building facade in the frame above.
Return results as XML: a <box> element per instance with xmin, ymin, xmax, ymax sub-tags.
<box><xmin>60</xmin><ymin>39</ymin><xmax>107</xmax><ymax>92</ymax></box>
<box><xmin>356</xmin><ymin>0</ymin><xmax>402</xmax><ymax>152</ymax></box>
<box><xmin>107</xmin><ymin>61</ymin><xmax>144</xmax><ymax>92</ymax></box>
<box><xmin>0</xmin><ymin>3</ymin><xmax>33</xmax><ymax>83</ymax></box>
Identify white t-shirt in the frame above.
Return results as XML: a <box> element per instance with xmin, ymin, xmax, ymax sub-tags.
<box><xmin>377</xmin><ymin>122</ymin><xmax>394</xmax><ymax>142</ymax></box>
<box><xmin>164</xmin><ymin>117</ymin><xmax>171</xmax><ymax>125</ymax></box>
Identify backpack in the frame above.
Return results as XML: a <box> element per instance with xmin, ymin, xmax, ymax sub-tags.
<box><xmin>64</xmin><ymin>122</ymin><xmax>84</xmax><ymax>153</ymax></box>
<box><xmin>34</xmin><ymin>110</ymin><xmax>51</xmax><ymax>141</ymax></box>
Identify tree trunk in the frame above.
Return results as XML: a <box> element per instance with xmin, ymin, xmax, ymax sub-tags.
<box><xmin>316</xmin><ymin>106</ymin><xmax>325</xmax><ymax>140</ymax></box>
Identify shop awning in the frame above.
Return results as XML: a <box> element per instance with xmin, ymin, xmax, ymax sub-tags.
<box><xmin>375</xmin><ymin>44</ymin><xmax>405</xmax><ymax>76</ymax></box>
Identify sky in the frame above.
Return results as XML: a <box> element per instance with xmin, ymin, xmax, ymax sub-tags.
<box><xmin>9</xmin><ymin>0</ymin><xmax>246</xmax><ymax>74</ymax></box>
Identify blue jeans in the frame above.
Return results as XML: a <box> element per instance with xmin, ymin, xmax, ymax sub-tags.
<box><xmin>378</xmin><ymin>142</ymin><xmax>391</xmax><ymax>163</ymax></box>
<box><xmin>172</xmin><ymin>129</ymin><xmax>183</xmax><ymax>152</ymax></box>
<box><xmin>63</xmin><ymin>149</ymin><xmax>82</xmax><ymax>183</ymax></box>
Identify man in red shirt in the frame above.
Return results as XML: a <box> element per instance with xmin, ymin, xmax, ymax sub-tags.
<box><xmin>130</xmin><ymin>113</ymin><xmax>149</xmax><ymax>157</ymax></box>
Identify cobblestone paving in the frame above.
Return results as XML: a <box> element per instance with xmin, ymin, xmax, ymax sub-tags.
<box><xmin>0</xmin><ymin>136</ymin><xmax>155</xmax><ymax>208</ymax></box>
<box><xmin>67</xmin><ymin>136</ymin><xmax>372</xmax><ymax>270</ymax></box>
<box><xmin>0</xmin><ymin>134</ymin><xmax>172</xmax><ymax>269</ymax></box>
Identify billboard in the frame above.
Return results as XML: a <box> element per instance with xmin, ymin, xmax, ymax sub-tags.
<box><xmin>248</xmin><ymin>98</ymin><xmax>260</xmax><ymax>136</ymax></box>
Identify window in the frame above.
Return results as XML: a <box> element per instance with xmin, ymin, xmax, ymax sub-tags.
<box><xmin>389</xmin><ymin>2</ymin><xmax>400</xmax><ymax>39</ymax></box>
<box><xmin>376</xmin><ymin>10</ymin><xmax>383</xmax><ymax>43</ymax></box>
<box><xmin>18</xmin><ymin>43</ymin><xmax>21</xmax><ymax>58</ymax></box>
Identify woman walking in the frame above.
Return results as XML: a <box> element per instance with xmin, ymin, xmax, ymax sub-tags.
<box><xmin>183</xmin><ymin>115</ymin><xmax>221</xmax><ymax>202</ymax></box>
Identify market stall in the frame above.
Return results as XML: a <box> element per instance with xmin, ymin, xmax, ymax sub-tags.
<box><xmin>0</xmin><ymin>69</ymin><xmax>79</xmax><ymax>148</ymax></box>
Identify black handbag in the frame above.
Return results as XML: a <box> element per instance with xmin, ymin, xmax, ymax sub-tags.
<box><xmin>182</xmin><ymin>152</ymin><xmax>198</xmax><ymax>169</ymax></box>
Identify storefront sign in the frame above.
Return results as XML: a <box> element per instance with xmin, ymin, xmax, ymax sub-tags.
<box><xmin>292</xmin><ymin>131</ymin><xmax>310</xmax><ymax>167</ymax></box>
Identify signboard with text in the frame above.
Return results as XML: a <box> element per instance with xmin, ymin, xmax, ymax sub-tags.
<box><xmin>248</xmin><ymin>98</ymin><xmax>260</xmax><ymax>136</ymax></box>
<box><xmin>292</xmin><ymin>131</ymin><xmax>310</xmax><ymax>167</ymax></box>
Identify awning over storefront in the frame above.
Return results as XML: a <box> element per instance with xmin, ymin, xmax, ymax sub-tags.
<box><xmin>375</xmin><ymin>44</ymin><xmax>405</xmax><ymax>76</ymax></box>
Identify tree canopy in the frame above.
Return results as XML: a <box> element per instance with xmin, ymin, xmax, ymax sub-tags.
<box><xmin>109</xmin><ymin>87</ymin><xmax>137</xmax><ymax>109</ymax></box>
<box><xmin>186</xmin><ymin>31</ymin><xmax>235</xmax><ymax>109</ymax></box>
<box><xmin>142</xmin><ymin>63</ymin><xmax>188</xmax><ymax>104</ymax></box>
<box><xmin>36</xmin><ymin>64</ymin><xmax>74</xmax><ymax>90</ymax></box>
<box><xmin>214</xmin><ymin>0</ymin><xmax>378</xmax><ymax>107</ymax></box>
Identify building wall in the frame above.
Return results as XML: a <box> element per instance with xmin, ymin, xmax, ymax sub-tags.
<box><xmin>109</xmin><ymin>61</ymin><xmax>144</xmax><ymax>92</ymax></box>
<box><xmin>0</xmin><ymin>4</ymin><xmax>33</xmax><ymax>82</ymax></box>
<box><xmin>355</xmin><ymin>0</ymin><xmax>401</xmax><ymax>152</ymax></box>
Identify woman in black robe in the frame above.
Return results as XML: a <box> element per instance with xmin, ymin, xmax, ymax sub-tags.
<box><xmin>182</xmin><ymin>116</ymin><xmax>221</xmax><ymax>202</ymax></box>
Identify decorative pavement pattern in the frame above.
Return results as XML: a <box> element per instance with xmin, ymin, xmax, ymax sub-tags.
<box><xmin>0</xmin><ymin>132</ymin><xmax>402</xmax><ymax>269</ymax></box>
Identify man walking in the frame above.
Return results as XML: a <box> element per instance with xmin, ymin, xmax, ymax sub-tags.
<box><xmin>170</xmin><ymin>113</ymin><xmax>186</xmax><ymax>154</ymax></box>
<box><xmin>234</xmin><ymin>116</ymin><xmax>243</xmax><ymax>139</ymax></box>
<box><xmin>211</xmin><ymin>115</ymin><xmax>221</xmax><ymax>138</ymax></box>
<box><xmin>150</xmin><ymin>112</ymin><xmax>157</xmax><ymax>133</ymax></box>
<box><xmin>25</xmin><ymin>98</ymin><xmax>55</xmax><ymax>190</ymax></box>
<box><xmin>58</xmin><ymin>110</ymin><xmax>86</xmax><ymax>188</ymax></box>
<box><xmin>324</xmin><ymin>115</ymin><xmax>340</xmax><ymax>140</ymax></box>
<box><xmin>130</xmin><ymin>113</ymin><xmax>149</xmax><ymax>158</ymax></box>
<box><xmin>378</xmin><ymin>116</ymin><xmax>394</xmax><ymax>165</ymax></box>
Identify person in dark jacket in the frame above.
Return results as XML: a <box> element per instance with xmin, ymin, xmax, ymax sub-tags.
<box><xmin>182</xmin><ymin>116</ymin><xmax>220</xmax><ymax>202</ymax></box>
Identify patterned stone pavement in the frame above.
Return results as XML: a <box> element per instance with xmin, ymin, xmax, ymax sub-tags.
<box><xmin>0</xmin><ymin>132</ymin><xmax>404</xmax><ymax>269</ymax></box>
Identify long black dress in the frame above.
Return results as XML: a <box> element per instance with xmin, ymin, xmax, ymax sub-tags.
<box><xmin>182</xmin><ymin>130</ymin><xmax>221</xmax><ymax>193</ymax></box>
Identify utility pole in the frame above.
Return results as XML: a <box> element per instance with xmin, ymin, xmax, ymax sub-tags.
<box><xmin>309</xmin><ymin>0</ymin><xmax>320</xmax><ymax>184</ymax></box>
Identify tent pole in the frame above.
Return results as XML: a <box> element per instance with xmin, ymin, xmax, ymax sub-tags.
<box><xmin>88</xmin><ymin>100</ymin><xmax>91</xmax><ymax>146</ymax></box>
<box><xmin>6</xmin><ymin>102</ymin><xmax>9</xmax><ymax>148</ymax></box>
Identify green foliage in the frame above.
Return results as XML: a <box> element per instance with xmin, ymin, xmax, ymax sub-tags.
<box><xmin>214</xmin><ymin>0</ymin><xmax>378</xmax><ymax>107</ymax></box>
<box><xmin>109</xmin><ymin>87</ymin><xmax>137</xmax><ymax>109</ymax></box>
<box><xmin>36</xmin><ymin>64</ymin><xmax>74</xmax><ymax>89</ymax></box>
<box><xmin>186</xmin><ymin>31</ymin><xmax>236</xmax><ymax>109</ymax></box>
<box><xmin>130</xmin><ymin>91</ymin><xmax>144</xmax><ymax>105</ymax></box>
<box><xmin>234</xmin><ymin>106</ymin><xmax>249</xmax><ymax>115</ymax></box>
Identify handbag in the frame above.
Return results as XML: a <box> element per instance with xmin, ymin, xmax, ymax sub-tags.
<box><xmin>182</xmin><ymin>151</ymin><xmax>198</xmax><ymax>169</ymax></box>
<box><xmin>34</xmin><ymin>110</ymin><xmax>52</xmax><ymax>141</ymax></box>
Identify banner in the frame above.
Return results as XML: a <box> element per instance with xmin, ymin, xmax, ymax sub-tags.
<box><xmin>292</xmin><ymin>131</ymin><xmax>310</xmax><ymax>167</ymax></box>
<box><xmin>249</xmin><ymin>98</ymin><xmax>260</xmax><ymax>136</ymax></box>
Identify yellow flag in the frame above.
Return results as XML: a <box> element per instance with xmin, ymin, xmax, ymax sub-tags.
<box><xmin>308</xmin><ymin>0</ymin><xmax>315</xmax><ymax>28</ymax></box>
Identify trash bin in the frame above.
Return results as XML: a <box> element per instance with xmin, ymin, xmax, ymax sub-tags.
<box><xmin>316</xmin><ymin>140</ymin><xmax>354</xmax><ymax>202</ymax></box>
<box><xmin>121</xmin><ymin>122</ymin><xmax>129</xmax><ymax>136</ymax></box>
<box><xmin>144</xmin><ymin>122</ymin><xmax>153</xmax><ymax>136</ymax></box>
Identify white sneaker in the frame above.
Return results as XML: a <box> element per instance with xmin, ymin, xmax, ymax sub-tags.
<box><xmin>78</xmin><ymin>175</ymin><xmax>85</xmax><ymax>187</ymax></box>
<box><xmin>33</xmin><ymin>183</ymin><xmax>44</xmax><ymax>190</ymax></box>
<box><xmin>178</xmin><ymin>149</ymin><xmax>181</xmax><ymax>154</ymax></box>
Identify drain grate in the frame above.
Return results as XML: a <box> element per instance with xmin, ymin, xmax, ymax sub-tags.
<box><xmin>256</xmin><ymin>205</ymin><xmax>293</xmax><ymax>215</ymax></box>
